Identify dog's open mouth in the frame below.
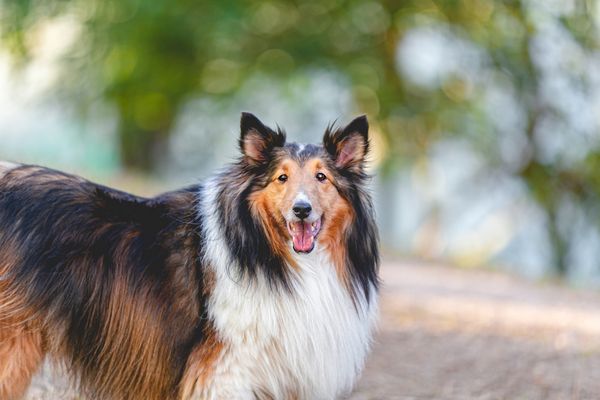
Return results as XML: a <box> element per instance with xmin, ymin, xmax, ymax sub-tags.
<box><xmin>287</xmin><ymin>218</ymin><xmax>321</xmax><ymax>253</ymax></box>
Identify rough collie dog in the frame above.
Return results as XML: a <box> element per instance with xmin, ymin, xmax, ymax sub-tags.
<box><xmin>0</xmin><ymin>113</ymin><xmax>379</xmax><ymax>400</ymax></box>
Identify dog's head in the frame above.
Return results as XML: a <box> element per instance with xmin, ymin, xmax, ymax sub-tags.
<box><xmin>240</xmin><ymin>112</ymin><xmax>369</xmax><ymax>255</ymax></box>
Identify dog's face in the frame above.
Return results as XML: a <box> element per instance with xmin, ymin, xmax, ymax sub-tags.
<box><xmin>241</xmin><ymin>113</ymin><xmax>369</xmax><ymax>255</ymax></box>
<box><xmin>254</xmin><ymin>151</ymin><xmax>339</xmax><ymax>254</ymax></box>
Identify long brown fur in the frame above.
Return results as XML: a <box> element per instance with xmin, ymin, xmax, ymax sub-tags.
<box><xmin>0</xmin><ymin>321</ymin><xmax>44</xmax><ymax>400</ymax></box>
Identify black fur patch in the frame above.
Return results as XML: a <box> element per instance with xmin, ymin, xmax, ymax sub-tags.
<box><xmin>323</xmin><ymin>116</ymin><xmax>379</xmax><ymax>299</ymax></box>
<box><xmin>215</xmin><ymin>150</ymin><xmax>294</xmax><ymax>289</ymax></box>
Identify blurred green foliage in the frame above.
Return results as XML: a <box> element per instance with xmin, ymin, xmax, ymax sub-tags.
<box><xmin>2</xmin><ymin>0</ymin><xmax>600</xmax><ymax>274</ymax></box>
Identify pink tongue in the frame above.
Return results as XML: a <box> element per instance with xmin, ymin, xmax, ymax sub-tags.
<box><xmin>292</xmin><ymin>221</ymin><xmax>314</xmax><ymax>252</ymax></box>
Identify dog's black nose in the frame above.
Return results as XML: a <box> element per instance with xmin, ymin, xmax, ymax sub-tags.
<box><xmin>293</xmin><ymin>201</ymin><xmax>312</xmax><ymax>220</ymax></box>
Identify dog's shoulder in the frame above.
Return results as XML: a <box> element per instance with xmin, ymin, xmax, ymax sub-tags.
<box><xmin>0</xmin><ymin>163</ymin><xmax>200</xmax><ymax>234</ymax></box>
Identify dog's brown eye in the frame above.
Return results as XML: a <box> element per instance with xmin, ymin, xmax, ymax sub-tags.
<box><xmin>316</xmin><ymin>172</ymin><xmax>327</xmax><ymax>182</ymax></box>
<box><xmin>278</xmin><ymin>174</ymin><xmax>288</xmax><ymax>182</ymax></box>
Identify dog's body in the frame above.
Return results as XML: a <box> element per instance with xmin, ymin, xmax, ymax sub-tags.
<box><xmin>0</xmin><ymin>114</ymin><xmax>379</xmax><ymax>400</ymax></box>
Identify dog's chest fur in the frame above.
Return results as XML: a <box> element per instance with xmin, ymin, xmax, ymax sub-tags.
<box><xmin>197</xmin><ymin>185</ymin><xmax>378</xmax><ymax>399</ymax></box>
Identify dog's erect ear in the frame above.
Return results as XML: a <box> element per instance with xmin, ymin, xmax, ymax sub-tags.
<box><xmin>240</xmin><ymin>112</ymin><xmax>285</xmax><ymax>165</ymax></box>
<box><xmin>323</xmin><ymin>115</ymin><xmax>369</xmax><ymax>172</ymax></box>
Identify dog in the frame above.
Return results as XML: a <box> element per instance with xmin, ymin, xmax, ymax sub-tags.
<box><xmin>0</xmin><ymin>113</ymin><xmax>379</xmax><ymax>400</ymax></box>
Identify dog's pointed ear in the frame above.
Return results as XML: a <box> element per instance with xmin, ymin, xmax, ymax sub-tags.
<box><xmin>239</xmin><ymin>112</ymin><xmax>285</xmax><ymax>165</ymax></box>
<box><xmin>323</xmin><ymin>115</ymin><xmax>369</xmax><ymax>172</ymax></box>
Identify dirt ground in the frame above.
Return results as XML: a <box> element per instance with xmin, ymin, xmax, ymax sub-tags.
<box><xmin>350</xmin><ymin>260</ymin><xmax>600</xmax><ymax>400</ymax></box>
<box><xmin>27</xmin><ymin>259</ymin><xmax>600</xmax><ymax>399</ymax></box>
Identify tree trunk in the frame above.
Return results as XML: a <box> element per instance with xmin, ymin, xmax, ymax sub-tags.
<box><xmin>117</xmin><ymin>117</ymin><xmax>173</xmax><ymax>172</ymax></box>
<box><xmin>547</xmin><ymin>208</ymin><xmax>568</xmax><ymax>276</ymax></box>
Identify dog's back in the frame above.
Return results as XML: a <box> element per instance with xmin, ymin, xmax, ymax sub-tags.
<box><xmin>0</xmin><ymin>161</ymin><xmax>18</xmax><ymax>176</ymax></box>
<box><xmin>0</xmin><ymin>164</ymin><xmax>205</xmax><ymax>400</ymax></box>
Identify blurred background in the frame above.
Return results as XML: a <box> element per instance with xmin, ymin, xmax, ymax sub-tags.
<box><xmin>4</xmin><ymin>1</ymin><xmax>600</xmax><ymax>398</ymax></box>
<box><xmin>4</xmin><ymin>0</ymin><xmax>600</xmax><ymax>285</ymax></box>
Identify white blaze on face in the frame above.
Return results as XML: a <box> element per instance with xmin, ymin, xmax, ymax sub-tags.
<box><xmin>294</xmin><ymin>192</ymin><xmax>310</xmax><ymax>207</ymax></box>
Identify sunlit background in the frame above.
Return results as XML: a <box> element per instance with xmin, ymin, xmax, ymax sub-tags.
<box><xmin>2</xmin><ymin>0</ymin><xmax>600</xmax><ymax>285</ymax></box>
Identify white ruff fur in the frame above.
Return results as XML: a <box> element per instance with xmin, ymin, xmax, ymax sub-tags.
<box><xmin>194</xmin><ymin>181</ymin><xmax>378</xmax><ymax>400</ymax></box>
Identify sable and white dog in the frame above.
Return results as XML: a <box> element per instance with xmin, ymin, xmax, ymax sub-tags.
<box><xmin>0</xmin><ymin>113</ymin><xmax>379</xmax><ymax>400</ymax></box>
